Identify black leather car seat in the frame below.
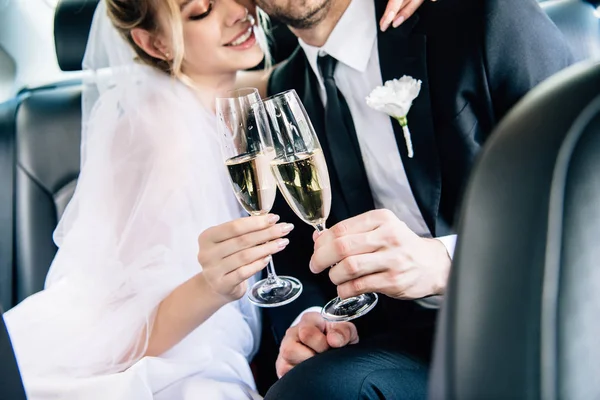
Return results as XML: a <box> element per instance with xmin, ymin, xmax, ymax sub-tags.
<box><xmin>429</xmin><ymin>60</ymin><xmax>600</xmax><ymax>400</ymax></box>
<box><xmin>541</xmin><ymin>0</ymin><xmax>600</xmax><ymax>62</ymax></box>
<box><xmin>0</xmin><ymin>307</ymin><xmax>27</xmax><ymax>399</ymax></box>
<box><xmin>0</xmin><ymin>0</ymin><xmax>98</xmax><ymax>310</ymax></box>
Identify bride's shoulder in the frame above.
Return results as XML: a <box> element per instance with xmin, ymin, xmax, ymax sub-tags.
<box><xmin>86</xmin><ymin>65</ymin><xmax>217</xmax><ymax>168</ymax></box>
<box><xmin>102</xmin><ymin>68</ymin><xmax>206</xmax><ymax>139</ymax></box>
<box><xmin>123</xmin><ymin>67</ymin><xmax>197</xmax><ymax>114</ymax></box>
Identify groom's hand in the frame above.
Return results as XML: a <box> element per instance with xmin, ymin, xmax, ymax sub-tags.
<box><xmin>310</xmin><ymin>209</ymin><xmax>451</xmax><ymax>300</ymax></box>
<box><xmin>276</xmin><ymin>312</ymin><xmax>358</xmax><ymax>378</ymax></box>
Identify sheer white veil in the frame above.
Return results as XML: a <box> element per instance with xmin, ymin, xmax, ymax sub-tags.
<box><xmin>79</xmin><ymin>0</ymin><xmax>136</xmax><ymax>168</ymax></box>
<box><xmin>5</xmin><ymin>0</ymin><xmax>261</xmax><ymax>382</ymax></box>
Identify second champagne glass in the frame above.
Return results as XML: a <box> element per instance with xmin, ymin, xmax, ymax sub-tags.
<box><xmin>263</xmin><ymin>89</ymin><xmax>378</xmax><ymax>322</ymax></box>
<box><xmin>216</xmin><ymin>88</ymin><xmax>302</xmax><ymax>307</ymax></box>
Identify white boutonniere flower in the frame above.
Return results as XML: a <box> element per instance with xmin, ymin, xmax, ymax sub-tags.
<box><xmin>366</xmin><ymin>76</ymin><xmax>422</xmax><ymax>158</ymax></box>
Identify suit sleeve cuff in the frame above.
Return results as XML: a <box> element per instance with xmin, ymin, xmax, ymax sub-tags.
<box><xmin>415</xmin><ymin>296</ymin><xmax>443</xmax><ymax>309</ymax></box>
<box><xmin>290</xmin><ymin>306</ymin><xmax>323</xmax><ymax>328</ymax></box>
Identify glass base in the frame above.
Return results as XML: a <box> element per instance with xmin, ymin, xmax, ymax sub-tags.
<box><xmin>321</xmin><ymin>293</ymin><xmax>378</xmax><ymax>322</ymax></box>
<box><xmin>247</xmin><ymin>276</ymin><xmax>303</xmax><ymax>308</ymax></box>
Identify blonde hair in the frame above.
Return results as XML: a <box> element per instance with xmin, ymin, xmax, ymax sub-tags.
<box><xmin>106</xmin><ymin>0</ymin><xmax>271</xmax><ymax>83</ymax></box>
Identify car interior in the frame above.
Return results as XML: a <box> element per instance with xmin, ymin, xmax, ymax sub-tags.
<box><xmin>0</xmin><ymin>0</ymin><xmax>599</xmax><ymax>398</ymax></box>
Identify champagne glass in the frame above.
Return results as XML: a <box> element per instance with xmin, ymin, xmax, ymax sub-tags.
<box><xmin>216</xmin><ymin>88</ymin><xmax>302</xmax><ymax>307</ymax></box>
<box><xmin>263</xmin><ymin>89</ymin><xmax>378</xmax><ymax>322</ymax></box>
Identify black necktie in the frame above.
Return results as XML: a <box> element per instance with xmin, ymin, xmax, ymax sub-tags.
<box><xmin>317</xmin><ymin>54</ymin><xmax>373</xmax><ymax>218</ymax></box>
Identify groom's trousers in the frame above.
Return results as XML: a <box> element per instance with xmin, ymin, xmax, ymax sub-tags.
<box><xmin>264</xmin><ymin>330</ymin><xmax>432</xmax><ymax>400</ymax></box>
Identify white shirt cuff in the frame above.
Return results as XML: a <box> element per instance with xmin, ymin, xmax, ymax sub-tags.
<box><xmin>414</xmin><ymin>234</ymin><xmax>457</xmax><ymax>309</ymax></box>
<box><xmin>436</xmin><ymin>234</ymin><xmax>457</xmax><ymax>259</ymax></box>
<box><xmin>290</xmin><ymin>306</ymin><xmax>322</xmax><ymax>327</ymax></box>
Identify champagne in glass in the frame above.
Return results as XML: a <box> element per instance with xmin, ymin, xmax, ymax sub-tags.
<box><xmin>264</xmin><ymin>89</ymin><xmax>378</xmax><ymax>322</ymax></box>
<box><xmin>225</xmin><ymin>148</ymin><xmax>276</xmax><ymax>215</ymax></box>
<box><xmin>216</xmin><ymin>88</ymin><xmax>302</xmax><ymax>307</ymax></box>
<box><xmin>270</xmin><ymin>149</ymin><xmax>331</xmax><ymax>228</ymax></box>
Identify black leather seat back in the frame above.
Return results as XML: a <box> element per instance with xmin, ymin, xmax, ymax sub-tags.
<box><xmin>429</xmin><ymin>61</ymin><xmax>600</xmax><ymax>400</ymax></box>
<box><xmin>0</xmin><ymin>100</ymin><xmax>18</xmax><ymax>311</ymax></box>
<box><xmin>0</xmin><ymin>307</ymin><xmax>27</xmax><ymax>400</ymax></box>
<box><xmin>54</xmin><ymin>0</ymin><xmax>100</xmax><ymax>72</ymax></box>
<box><xmin>541</xmin><ymin>0</ymin><xmax>600</xmax><ymax>61</ymax></box>
<box><xmin>14</xmin><ymin>86</ymin><xmax>82</xmax><ymax>303</ymax></box>
<box><xmin>0</xmin><ymin>0</ymin><xmax>98</xmax><ymax>309</ymax></box>
<box><xmin>10</xmin><ymin>0</ymin><xmax>99</xmax><ymax>304</ymax></box>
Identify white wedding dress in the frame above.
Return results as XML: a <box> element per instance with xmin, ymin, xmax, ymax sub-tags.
<box><xmin>3</xmin><ymin>2</ymin><xmax>263</xmax><ymax>399</ymax></box>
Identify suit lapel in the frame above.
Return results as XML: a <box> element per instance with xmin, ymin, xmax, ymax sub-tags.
<box><xmin>375</xmin><ymin>0</ymin><xmax>441</xmax><ymax>234</ymax></box>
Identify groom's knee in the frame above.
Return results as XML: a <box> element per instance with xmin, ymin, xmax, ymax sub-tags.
<box><xmin>359</xmin><ymin>368</ymin><xmax>428</xmax><ymax>400</ymax></box>
<box><xmin>264</xmin><ymin>346</ymin><xmax>428</xmax><ymax>400</ymax></box>
<box><xmin>265</xmin><ymin>351</ymin><xmax>362</xmax><ymax>399</ymax></box>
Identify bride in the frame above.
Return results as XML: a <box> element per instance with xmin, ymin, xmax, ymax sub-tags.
<box><xmin>3</xmin><ymin>0</ymin><xmax>423</xmax><ymax>399</ymax></box>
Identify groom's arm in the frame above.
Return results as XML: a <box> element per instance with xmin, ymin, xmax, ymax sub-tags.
<box><xmin>483</xmin><ymin>0</ymin><xmax>574</xmax><ymax>124</ymax></box>
<box><xmin>413</xmin><ymin>0</ymin><xmax>574</xmax><ymax>310</ymax></box>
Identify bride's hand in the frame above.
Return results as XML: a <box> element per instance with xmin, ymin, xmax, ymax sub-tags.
<box><xmin>380</xmin><ymin>0</ymin><xmax>435</xmax><ymax>32</ymax></box>
<box><xmin>197</xmin><ymin>214</ymin><xmax>294</xmax><ymax>303</ymax></box>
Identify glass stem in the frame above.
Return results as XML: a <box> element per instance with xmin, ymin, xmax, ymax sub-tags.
<box><xmin>265</xmin><ymin>258</ymin><xmax>279</xmax><ymax>284</ymax></box>
<box><xmin>256</xmin><ymin>211</ymin><xmax>281</xmax><ymax>285</ymax></box>
<box><xmin>314</xmin><ymin>222</ymin><xmax>326</xmax><ymax>233</ymax></box>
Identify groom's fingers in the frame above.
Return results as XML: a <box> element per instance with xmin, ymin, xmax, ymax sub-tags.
<box><xmin>310</xmin><ymin>232</ymin><xmax>380</xmax><ymax>274</ymax></box>
<box><xmin>277</xmin><ymin>326</ymin><xmax>316</xmax><ymax>376</ymax></box>
<box><xmin>295</xmin><ymin>312</ymin><xmax>329</xmax><ymax>354</ymax></box>
<box><xmin>276</xmin><ymin>312</ymin><xmax>330</xmax><ymax>378</ymax></box>
<box><xmin>313</xmin><ymin>210</ymin><xmax>391</xmax><ymax>252</ymax></box>
<box><xmin>328</xmin><ymin>253</ymin><xmax>388</xmax><ymax>286</ymax></box>
<box><xmin>275</xmin><ymin>358</ymin><xmax>294</xmax><ymax>379</ymax></box>
<box><xmin>280</xmin><ymin>339</ymin><xmax>316</xmax><ymax>365</ymax></box>
<box><xmin>298</xmin><ymin>323</ymin><xmax>330</xmax><ymax>354</ymax></box>
<box><xmin>326</xmin><ymin>321</ymin><xmax>359</xmax><ymax>348</ymax></box>
<box><xmin>337</xmin><ymin>272</ymin><xmax>392</xmax><ymax>300</ymax></box>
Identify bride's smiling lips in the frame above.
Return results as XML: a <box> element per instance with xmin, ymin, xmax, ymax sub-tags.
<box><xmin>224</xmin><ymin>23</ymin><xmax>256</xmax><ymax>50</ymax></box>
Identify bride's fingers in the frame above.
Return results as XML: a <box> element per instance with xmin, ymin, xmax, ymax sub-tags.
<box><xmin>202</xmin><ymin>214</ymin><xmax>280</xmax><ymax>244</ymax></box>
<box><xmin>380</xmin><ymin>0</ymin><xmax>405</xmax><ymax>32</ymax></box>
<box><xmin>216</xmin><ymin>255</ymin><xmax>273</xmax><ymax>300</ymax></box>
<box><xmin>391</xmin><ymin>0</ymin><xmax>426</xmax><ymax>28</ymax></box>
<box><xmin>225</xmin><ymin>255</ymin><xmax>273</xmax><ymax>288</ymax></box>
<box><xmin>222</xmin><ymin>238</ymin><xmax>290</xmax><ymax>275</ymax></box>
<box><xmin>380</xmin><ymin>0</ymin><xmax>430</xmax><ymax>32</ymax></box>
<box><xmin>216</xmin><ymin>222</ymin><xmax>295</xmax><ymax>259</ymax></box>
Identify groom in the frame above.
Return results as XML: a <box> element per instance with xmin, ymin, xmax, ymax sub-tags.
<box><xmin>257</xmin><ymin>0</ymin><xmax>574</xmax><ymax>397</ymax></box>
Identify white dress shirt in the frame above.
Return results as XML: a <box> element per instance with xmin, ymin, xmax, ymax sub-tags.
<box><xmin>293</xmin><ymin>0</ymin><xmax>453</xmax><ymax>319</ymax></box>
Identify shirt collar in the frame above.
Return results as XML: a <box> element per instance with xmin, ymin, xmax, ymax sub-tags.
<box><xmin>299</xmin><ymin>0</ymin><xmax>377</xmax><ymax>83</ymax></box>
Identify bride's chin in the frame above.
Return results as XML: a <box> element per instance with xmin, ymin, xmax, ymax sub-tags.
<box><xmin>233</xmin><ymin>48</ymin><xmax>267</xmax><ymax>71</ymax></box>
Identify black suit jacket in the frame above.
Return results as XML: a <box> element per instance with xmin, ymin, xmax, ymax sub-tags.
<box><xmin>265</xmin><ymin>0</ymin><xmax>574</xmax><ymax>355</ymax></box>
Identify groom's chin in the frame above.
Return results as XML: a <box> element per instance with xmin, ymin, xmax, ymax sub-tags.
<box><xmin>256</xmin><ymin>0</ymin><xmax>333</xmax><ymax>30</ymax></box>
